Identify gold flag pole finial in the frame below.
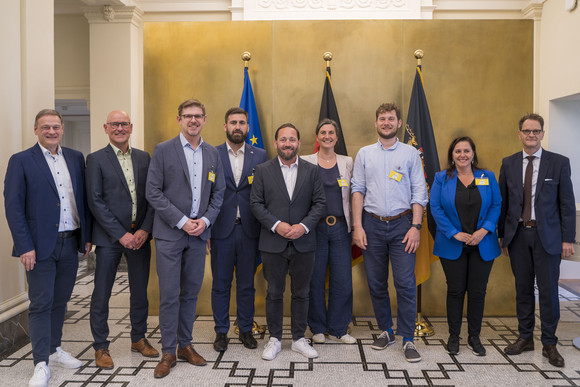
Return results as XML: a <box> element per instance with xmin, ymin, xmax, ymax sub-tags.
<box><xmin>242</xmin><ymin>51</ymin><xmax>251</xmax><ymax>69</ymax></box>
<box><xmin>414</xmin><ymin>49</ymin><xmax>423</xmax><ymax>66</ymax></box>
<box><xmin>323</xmin><ymin>52</ymin><xmax>333</xmax><ymax>68</ymax></box>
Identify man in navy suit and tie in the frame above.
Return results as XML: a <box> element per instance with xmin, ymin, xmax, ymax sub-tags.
<box><xmin>86</xmin><ymin>110</ymin><xmax>159</xmax><ymax>370</ymax></box>
<box><xmin>499</xmin><ymin>113</ymin><xmax>576</xmax><ymax>368</ymax></box>
<box><xmin>4</xmin><ymin>109</ymin><xmax>92</xmax><ymax>387</ymax></box>
<box><xmin>210</xmin><ymin>107</ymin><xmax>267</xmax><ymax>352</ymax></box>
<box><xmin>146</xmin><ymin>99</ymin><xmax>225</xmax><ymax>378</ymax></box>
<box><xmin>250</xmin><ymin>123</ymin><xmax>326</xmax><ymax>361</ymax></box>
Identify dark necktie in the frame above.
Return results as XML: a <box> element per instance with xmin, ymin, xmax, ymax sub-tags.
<box><xmin>521</xmin><ymin>155</ymin><xmax>535</xmax><ymax>222</ymax></box>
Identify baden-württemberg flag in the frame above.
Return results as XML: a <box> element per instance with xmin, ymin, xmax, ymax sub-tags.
<box><xmin>403</xmin><ymin>65</ymin><xmax>440</xmax><ymax>285</ymax></box>
<box><xmin>240</xmin><ymin>67</ymin><xmax>264</xmax><ymax>149</ymax></box>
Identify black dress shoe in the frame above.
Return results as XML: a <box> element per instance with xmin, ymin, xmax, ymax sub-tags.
<box><xmin>504</xmin><ymin>338</ymin><xmax>534</xmax><ymax>355</ymax></box>
<box><xmin>542</xmin><ymin>345</ymin><xmax>565</xmax><ymax>367</ymax></box>
<box><xmin>239</xmin><ymin>331</ymin><xmax>258</xmax><ymax>349</ymax></box>
<box><xmin>213</xmin><ymin>333</ymin><xmax>229</xmax><ymax>352</ymax></box>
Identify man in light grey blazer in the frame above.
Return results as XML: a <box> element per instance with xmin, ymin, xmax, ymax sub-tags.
<box><xmin>250</xmin><ymin>123</ymin><xmax>325</xmax><ymax>361</ymax></box>
<box><xmin>146</xmin><ymin>99</ymin><xmax>225</xmax><ymax>379</ymax></box>
<box><xmin>87</xmin><ymin>110</ymin><xmax>158</xmax><ymax>370</ymax></box>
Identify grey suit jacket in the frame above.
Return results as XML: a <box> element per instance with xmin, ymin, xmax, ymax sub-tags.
<box><xmin>86</xmin><ymin>144</ymin><xmax>154</xmax><ymax>247</ymax></box>
<box><xmin>301</xmin><ymin>153</ymin><xmax>353</xmax><ymax>231</ymax></box>
<box><xmin>250</xmin><ymin>156</ymin><xmax>326</xmax><ymax>253</ymax></box>
<box><xmin>146</xmin><ymin>135</ymin><xmax>225</xmax><ymax>241</ymax></box>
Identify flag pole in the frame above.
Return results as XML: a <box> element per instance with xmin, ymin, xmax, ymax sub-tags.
<box><xmin>235</xmin><ymin>50</ymin><xmax>266</xmax><ymax>337</ymax></box>
<box><xmin>413</xmin><ymin>49</ymin><xmax>435</xmax><ymax>338</ymax></box>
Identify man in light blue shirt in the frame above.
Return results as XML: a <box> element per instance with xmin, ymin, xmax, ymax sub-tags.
<box><xmin>351</xmin><ymin>102</ymin><xmax>427</xmax><ymax>363</ymax></box>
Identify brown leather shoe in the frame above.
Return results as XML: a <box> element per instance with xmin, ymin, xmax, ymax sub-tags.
<box><xmin>542</xmin><ymin>345</ymin><xmax>565</xmax><ymax>367</ymax></box>
<box><xmin>504</xmin><ymin>338</ymin><xmax>534</xmax><ymax>355</ymax></box>
<box><xmin>131</xmin><ymin>338</ymin><xmax>160</xmax><ymax>358</ymax></box>
<box><xmin>95</xmin><ymin>348</ymin><xmax>114</xmax><ymax>369</ymax></box>
<box><xmin>154</xmin><ymin>353</ymin><xmax>176</xmax><ymax>378</ymax></box>
<box><xmin>177</xmin><ymin>345</ymin><xmax>206</xmax><ymax>366</ymax></box>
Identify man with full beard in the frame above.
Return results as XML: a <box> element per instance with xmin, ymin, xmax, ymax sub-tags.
<box><xmin>351</xmin><ymin>102</ymin><xmax>427</xmax><ymax>362</ymax></box>
<box><xmin>250</xmin><ymin>123</ymin><xmax>326</xmax><ymax>361</ymax></box>
<box><xmin>210</xmin><ymin>107</ymin><xmax>267</xmax><ymax>353</ymax></box>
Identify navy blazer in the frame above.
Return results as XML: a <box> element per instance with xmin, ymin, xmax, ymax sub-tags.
<box><xmin>250</xmin><ymin>157</ymin><xmax>326</xmax><ymax>254</ymax></box>
<box><xmin>146</xmin><ymin>136</ymin><xmax>225</xmax><ymax>242</ymax></box>
<box><xmin>4</xmin><ymin>143</ymin><xmax>92</xmax><ymax>260</ymax></box>
<box><xmin>498</xmin><ymin>149</ymin><xmax>576</xmax><ymax>255</ymax></box>
<box><xmin>430</xmin><ymin>169</ymin><xmax>501</xmax><ymax>261</ymax></box>
<box><xmin>211</xmin><ymin>142</ymin><xmax>268</xmax><ymax>240</ymax></box>
<box><xmin>86</xmin><ymin>145</ymin><xmax>154</xmax><ymax>246</ymax></box>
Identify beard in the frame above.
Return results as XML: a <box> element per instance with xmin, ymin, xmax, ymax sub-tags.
<box><xmin>277</xmin><ymin>145</ymin><xmax>298</xmax><ymax>161</ymax></box>
<box><xmin>226</xmin><ymin>130</ymin><xmax>247</xmax><ymax>144</ymax></box>
<box><xmin>377</xmin><ymin>128</ymin><xmax>398</xmax><ymax>140</ymax></box>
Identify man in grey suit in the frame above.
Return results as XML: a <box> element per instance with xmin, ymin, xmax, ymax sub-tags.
<box><xmin>146</xmin><ymin>99</ymin><xmax>225</xmax><ymax>378</ymax></box>
<box><xmin>86</xmin><ymin>110</ymin><xmax>158</xmax><ymax>370</ymax></box>
<box><xmin>250</xmin><ymin>123</ymin><xmax>325</xmax><ymax>361</ymax></box>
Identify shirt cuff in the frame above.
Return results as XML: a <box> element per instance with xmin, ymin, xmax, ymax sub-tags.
<box><xmin>177</xmin><ymin>216</ymin><xmax>188</xmax><ymax>230</ymax></box>
<box><xmin>300</xmin><ymin>223</ymin><xmax>310</xmax><ymax>234</ymax></box>
<box><xmin>271</xmin><ymin>220</ymin><xmax>281</xmax><ymax>233</ymax></box>
<box><xmin>201</xmin><ymin>217</ymin><xmax>210</xmax><ymax>228</ymax></box>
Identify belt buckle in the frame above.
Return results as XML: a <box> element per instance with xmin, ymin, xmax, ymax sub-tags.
<box><xmin>325</xmin><ymin>216</ymin><xmax>337</xmax><ymax>226</ymax></box>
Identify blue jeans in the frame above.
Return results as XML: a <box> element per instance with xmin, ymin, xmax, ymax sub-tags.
<box><xmin>27</xmin><ymin>234</ymin><xmax>79</xmax><ymax>365</ymax></box>
<box><xmin>362</xmin><ymin>212</ymin><xmax>416</xmax><ymax>339</ymax></box>
<box><xmin>308</xmin><ymin>219</ymin><xmax>353</xmax><ymax>337</ymax></box>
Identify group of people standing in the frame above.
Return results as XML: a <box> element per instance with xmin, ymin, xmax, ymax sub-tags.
<box><xmin>4</xmin><ymin>100</ymin><xmax>575</xmax><ymax>386</ymax></box>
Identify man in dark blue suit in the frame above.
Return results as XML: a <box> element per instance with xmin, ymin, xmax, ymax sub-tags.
<box><xmin>499</xmin><ymin>113</ymin><xmax>576</xmax><ymax>368</ymax></box>
<box><xmin>86</xmin><ymin>110</ymin><xmax>158</xmax><ymax>370</ymax></box>
<box><xmin>210</xmin><ymin>107</ymin><xmax>267</xmax><ymax>352</ymax></box>
<box><xmin>146</xmin><ymin>99</ymin><xmax>225</xmax><ymax>378</ymax></box>
<box><xmin>4</xmin><ymin>109</ymin><xmax>92</xmax><ymax>387</ymax></box>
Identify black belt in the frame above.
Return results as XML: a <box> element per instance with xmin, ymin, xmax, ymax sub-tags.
<box><xmin>519</xmin><ymin>220</ymin><xmax>537</xmax><ymax>228</ymax></box>
<box><xmin>320</xmin><ymin>215</ymin><xmax>345</xmax><ymax>226</ymax></box>
<box><xmin>234</xmin><ymin>218</ymin><xmax>242</xmax><ymax>225</ymax></box>
<box><xmin>57</xmin><ymin>229</ymin><xmax>80</xmax><ymax>238</ymax></box>
<box><xmin>365</xmin><ymin>209</ymin><xmax>411</xmax><ymax>222</ymax></box>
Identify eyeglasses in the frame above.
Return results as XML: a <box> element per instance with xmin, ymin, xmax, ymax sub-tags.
<box><xmin>180</xmin><ymin>114</ymin><xmax>205</xmax><ymax>121</ymax></box>
<box><xmin>107</xmin><ymin>122</ymin><xmax>131</xmax><ymax>129</ymax></box>
<box><xmin>520</xmin><ymin>129</ymin><xmax>543</xmax><ymax>136</ymax></box>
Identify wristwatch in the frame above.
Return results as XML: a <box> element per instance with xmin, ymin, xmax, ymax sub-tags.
<box><xmin>411</xmin><ymin>223</ymin><xmax>422</xmax><ymax>230</ymax></box>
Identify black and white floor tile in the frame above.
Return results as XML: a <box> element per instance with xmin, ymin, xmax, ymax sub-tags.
<box><xmin>2</xmin><ymin>271</ymin><xmax>580</xmax><ymax>386</ymax></box>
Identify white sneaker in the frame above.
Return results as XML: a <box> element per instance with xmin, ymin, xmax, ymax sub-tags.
<box><xmin>312</xmin><ymin>333</ymin><xmax>326</xmax><ymax>343</ymax></box>
<box><xmin>291</xmin><ymin>338</ymin><xmax>319</xmax><ymax>359</ymax></box>
<box><xmin>29</xmin><ymin>361</ymin><xmax>50</xmax><ymax>387</ymax></box>
<box><xmin>262</xmin><ymin>337</ymin><xmax>281</xmax><ymax>361</ymax></box>
<box><xmin>328</xmin><ymin>333</ymin><xmax>356</xmax><ymax>344</ymax></box>
<box><xmin>49</xmin><ymin>347</ymin><xmax>82</xmax><ymax>369</ymax></box>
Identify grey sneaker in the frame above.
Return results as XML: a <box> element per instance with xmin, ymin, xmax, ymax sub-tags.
<box><xmin>371</xmin><ymin>331</ymin><xmax>395</xmax><ymax>350</ymax></box>
<box><xmin>402</xmin><ymin>341</ymin><xmax>422</xmax><ymax>362</ymax></box>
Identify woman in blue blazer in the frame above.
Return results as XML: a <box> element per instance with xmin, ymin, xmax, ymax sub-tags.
<box><xmin>430</xmin><ymin>136</ymin><xmax>501</xmax><ymax>357</ymax></box>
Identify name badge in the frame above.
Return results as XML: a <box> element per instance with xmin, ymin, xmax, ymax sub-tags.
<box><xmin>248</xmin><ymin>175</ymin><xmax>254</xmax><ymax>185</ymax></box>
<box><xmin>337</xmin><ymin>179</ymin><xmax>348</xmax><ymax>187</ymax></box>
<box><xmin>208</xmin><ymin>171</ymin><xmax>215</xmax><ymax>182</ymax></box>
<box><xmin>389</xmin><ymin>170</ymin><xmax>402</xmax><ymax>182</ymax></box>
<box><xmin>475</xmin><ymin>178</ymin><xmax>489</xmax><ymax>186</ymax></box>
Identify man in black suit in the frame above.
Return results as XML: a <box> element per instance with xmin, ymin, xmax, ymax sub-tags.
<box><xmin>250</xmin><ymin>123</ymin><xmax>325</xmax><ymax>361</ymax></box>
<box><xmin>499</xmin><ymin>113</ymin><xmax>576</xmax><ymax>367</ymax></box>
<box><xmin>86</xmin><ymin>110</ymin><xmax>158</xmax><ymax>370</ymax></box>
<box><xmin>210</xmin><ymin>107</ymin><xmax>267</xmax><ymax>352</ymax></box>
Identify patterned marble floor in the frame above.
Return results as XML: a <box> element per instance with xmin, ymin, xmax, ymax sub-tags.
<box><xmin>2</xmin><ymin>272</ymin><xmax>580</xmax><ymax>387</ymax></box>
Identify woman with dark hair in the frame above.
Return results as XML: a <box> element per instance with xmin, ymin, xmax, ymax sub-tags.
<box><xmin>430</xmin><ymin>136</ymin><xmax>501</xmax><ymax>356</ymax></box>
<box><xmin>302</xmin><ymin>118</ymin><xmax>355</xmax><ymax>344</ymax></box>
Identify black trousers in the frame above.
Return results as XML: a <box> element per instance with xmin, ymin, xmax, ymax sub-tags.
<box><xmin>508</xmin><ymin>226</ymin><xmax>561</xmax><ymax>345</ymax></box>
<box><xmin>440</xmin><ymin>247</ymin><xmax>494</xmax><ymax>337</ymax></box>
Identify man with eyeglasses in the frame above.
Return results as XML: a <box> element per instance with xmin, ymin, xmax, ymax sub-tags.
<box><xmin>4</xmin><ymin>109</ymin><xmax>92</xmax><ymax>387</ymax></box>
<box><xmin>210</xmin><ymin>107</ymin><xmax>267</xmax><ymax>353</ymax></box>
<box><xmin>86</xmin><ymin>110</ymin><xmax>158</xmax><ymax>370</ymax></box>
<box><xmin>146</xmin><ymin>99</ymin><xmax>225</xmax><ymax>378</ymax></box>
<box><xmin>499</xmin><ymin>113</ymin><xmax>575</xmax><ymax>368</ymax></box>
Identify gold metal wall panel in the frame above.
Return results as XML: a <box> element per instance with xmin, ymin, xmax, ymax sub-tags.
<box><xmin>144</xmin><ymin>20</ymin><xmax>533</xmax><ymax>317</ymax></box>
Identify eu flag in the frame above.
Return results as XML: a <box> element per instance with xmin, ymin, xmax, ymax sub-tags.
<box><xmin>240</xmin><ymin>67</ymin><xmax>264</xmax><ymax>149</ymax></box>
<box><xmin>403</xmin><ymin>65</ymin><xmax>440</xmax><ymax>285</ymax></box>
